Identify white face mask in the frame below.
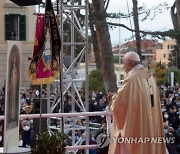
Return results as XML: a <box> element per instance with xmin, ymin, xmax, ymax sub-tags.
<box><xmin>23</xmin><ymin>126</ymin><xmax>30</xmax><ymax>131</ymax></box>
<box><xmin>164</xmin><ymin>129</ymin><xmax>168</xmax><ymax>134</ymax></box>
<box><xmin>164</xmin><ymin>114</ymin><xmax>169</xmax><ymax>119</ymax></box>
<box><xmin>36</xmin><ymin>90</ymin><xmax>39</xmax><ymax>96</ymax></box>
<box><xmin>161</xmin><ymin>109</ymin><xmax>166</xmax><ymax>112</ymax></box>
<box><xmin>91</xmin><ymin>137</ymin><xmax>95</xmax><ymax>141</ymax></box>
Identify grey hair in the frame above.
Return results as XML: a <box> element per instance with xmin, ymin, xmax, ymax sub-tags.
<box><xmin>129</xmin><ymin>60</ymin><xmax>141</xmax><ymax>67</ymax></box>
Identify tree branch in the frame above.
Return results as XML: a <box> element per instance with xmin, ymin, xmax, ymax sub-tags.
<box><xmin>104</xmin><ymin>0</ymin><xmax>110</xmax><ymax>11</ymax></box>
<box><xmin>107</xmin><ymin>22</ymin><xmax>180</xmax><ymax>39</ymax></box>
<box><xmin>106</xmin><ymin>2</ymin><xmax>170</xmax><ymax>21</ymax></box>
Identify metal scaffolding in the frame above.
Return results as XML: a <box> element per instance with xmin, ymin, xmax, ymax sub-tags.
<box><xmin>49</xmin><ymin>0</ymin><xmax>90</xmax><ymax>153</ymax></box>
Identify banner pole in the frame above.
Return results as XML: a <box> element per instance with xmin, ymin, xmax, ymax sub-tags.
<box><xmin>59</xmin><ymin>0</ymin><xmax>64</xmax><ymax>133</ymax></box>
<box><xmin>39</xmin><ymin>84</ymin><xmax>42</xmax><ymax>133</ymax></box>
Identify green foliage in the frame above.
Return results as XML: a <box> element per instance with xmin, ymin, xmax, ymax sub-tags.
<box><xmin>172</xmin><ymin>69</ymin><xmax>180</xmax><ymax>84</ymax></box>
<box><xmin>32</xmin><ymin>130</ymin><xmax>67</xmax><ymax>154</ymax></box>
<box><xmin>154</xmin><ymin>62</ymin><xmax>166</xmax><ymax>85</ymax></box>
<box><xmin>165</xmin><ymin>69</ymin><xmax>180</xmax><ymax>84</ymax></box>
<box><xmin>113</xmin><ymin>56</ymin><xmax>119</xmax><ymax>63</ymax></box>
<box><xmin>88</xmin><ymin>69</ymin><xmax>105</xmax><ymax>95</ymax></box>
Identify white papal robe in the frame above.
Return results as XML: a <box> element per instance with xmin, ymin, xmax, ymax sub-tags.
<box><xmin>108</xmin><ymin>67</ymin><xmax>166</xmax><ymax>154</ymax></box>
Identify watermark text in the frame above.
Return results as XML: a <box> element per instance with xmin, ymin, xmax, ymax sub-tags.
<box><xmin>112</xmin><ymin>137</ymin><xmax>175</xmax><ymax>144</ymax></box>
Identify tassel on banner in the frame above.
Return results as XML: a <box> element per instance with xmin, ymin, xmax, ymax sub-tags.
<box><xmin>28</xmin><ymin>0</ymin><xmax>61</xmax><ymax>85</ymax></box>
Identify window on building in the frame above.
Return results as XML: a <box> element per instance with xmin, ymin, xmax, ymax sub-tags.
<box><xmin>5</xmin><ymin>14</ymin><xmax>26</xmax><ymax>41</ymax></box>
<box><xmin>164</xmin><ymin>54</ymin><xmax>166</xmax><ymax>58</ymax></box>
<box><xmin>171</xmin><ymin>45</ymin><xmax>174</xmax><ymax>49</ymax></box>
<box><xmin>168</xmin><ymin>44</ymin><xmax>174</xmax><ymax>50</ymax></box>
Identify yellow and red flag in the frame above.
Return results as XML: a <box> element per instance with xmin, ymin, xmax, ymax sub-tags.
<box><xmin>28</xmin><ymin>0</ymin><xmax>61</xmax><ymax>85</ymax></box>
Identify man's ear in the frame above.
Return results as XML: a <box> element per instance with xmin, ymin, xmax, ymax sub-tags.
<box><xmin>128</xmin><ymin>60</ymin><xmax>132</xmax><ymax>67</ymax></box>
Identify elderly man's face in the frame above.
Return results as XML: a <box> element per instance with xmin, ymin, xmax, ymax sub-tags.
<box><xmin>123</xmin><ymin>58</ymin><xmax>131</xmax><ymax>74</ymax></box>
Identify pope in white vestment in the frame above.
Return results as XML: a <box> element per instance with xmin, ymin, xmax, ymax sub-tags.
<box><xmin>108</xmin><ymin>52</ymin><xmax>166</xmax><ymax>154</ymax></box>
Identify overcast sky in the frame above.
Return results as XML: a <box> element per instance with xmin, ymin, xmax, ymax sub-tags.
<box><xmin>107</xmin><ymin>0</ymin><xmax>174</xmax><ymax>45</ymax></box>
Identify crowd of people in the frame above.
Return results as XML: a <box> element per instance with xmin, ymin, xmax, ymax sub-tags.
<box><xmin>0</xmin><ymin>80</ymin><xmax>179</xmax><ymax>153</ymax></box>
<box><xmin>0</xmin><ymin>86</ymin><xmax>36</xmax><ymax>148</ymax></box>
<box><xmin>63</xmin><ymin>84</ymin><xmax>180</xmax><ymax>154</ymax></box>
<box><xmin>159</xmin><ymin>84</ymin><xmax>180</xmax><ymax>154</ymax></box>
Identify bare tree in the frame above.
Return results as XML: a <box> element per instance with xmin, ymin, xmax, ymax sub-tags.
<box><xmin>132</xmin><ymin>0</ymin><xmax>142</xmax><ymax>60</ymax></box>
<box><xmin>89</xmin><ymin>4</ymin><xmax>102</xmax><ymax>70</ymax></box>
<box><xmin>91</xmin><ymin>0</ymin><xmax>117</xmax><ymax>92</ymax></box>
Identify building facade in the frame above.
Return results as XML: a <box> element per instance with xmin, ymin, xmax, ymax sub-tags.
<box><xmin>156</xmin><ymin>39</ymin><xmax>176</xmax><ymax>66</ymax></box>
<box><xmin>0</xmin><ymin>0</ymin><xmax>36</xmax><ymax>87</ymax></box>
<box><xmin>116</xmin><ymin>39</ymin><xmax>162</xmax><ymax>66</ymax></box>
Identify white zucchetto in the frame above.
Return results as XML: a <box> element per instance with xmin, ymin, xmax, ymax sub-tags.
<box><xmin>123</xmin><ymin>52</ymin><xmax>140</xmax><ymax>62</ymax></box>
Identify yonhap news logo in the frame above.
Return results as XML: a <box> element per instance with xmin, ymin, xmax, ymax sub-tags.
<box><xmin>95</xmin><ymin>133</ymin><xmax>175</xmax><ymax>148</ymax></box>
<box><xmin>112</xmin><ymin>137</ymin><xmax>175</xmax><ymax>144</ymax></box>
<box><xmin>96</xmin><ymin>133</ymin><xmax>110</xmax><ymax>148</ymax></box>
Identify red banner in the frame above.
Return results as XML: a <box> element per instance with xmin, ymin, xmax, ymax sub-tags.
<box><xmin>28</xmin><ymin>0</ymin><xmax>61</xmax><ymax>85</ymax></box>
